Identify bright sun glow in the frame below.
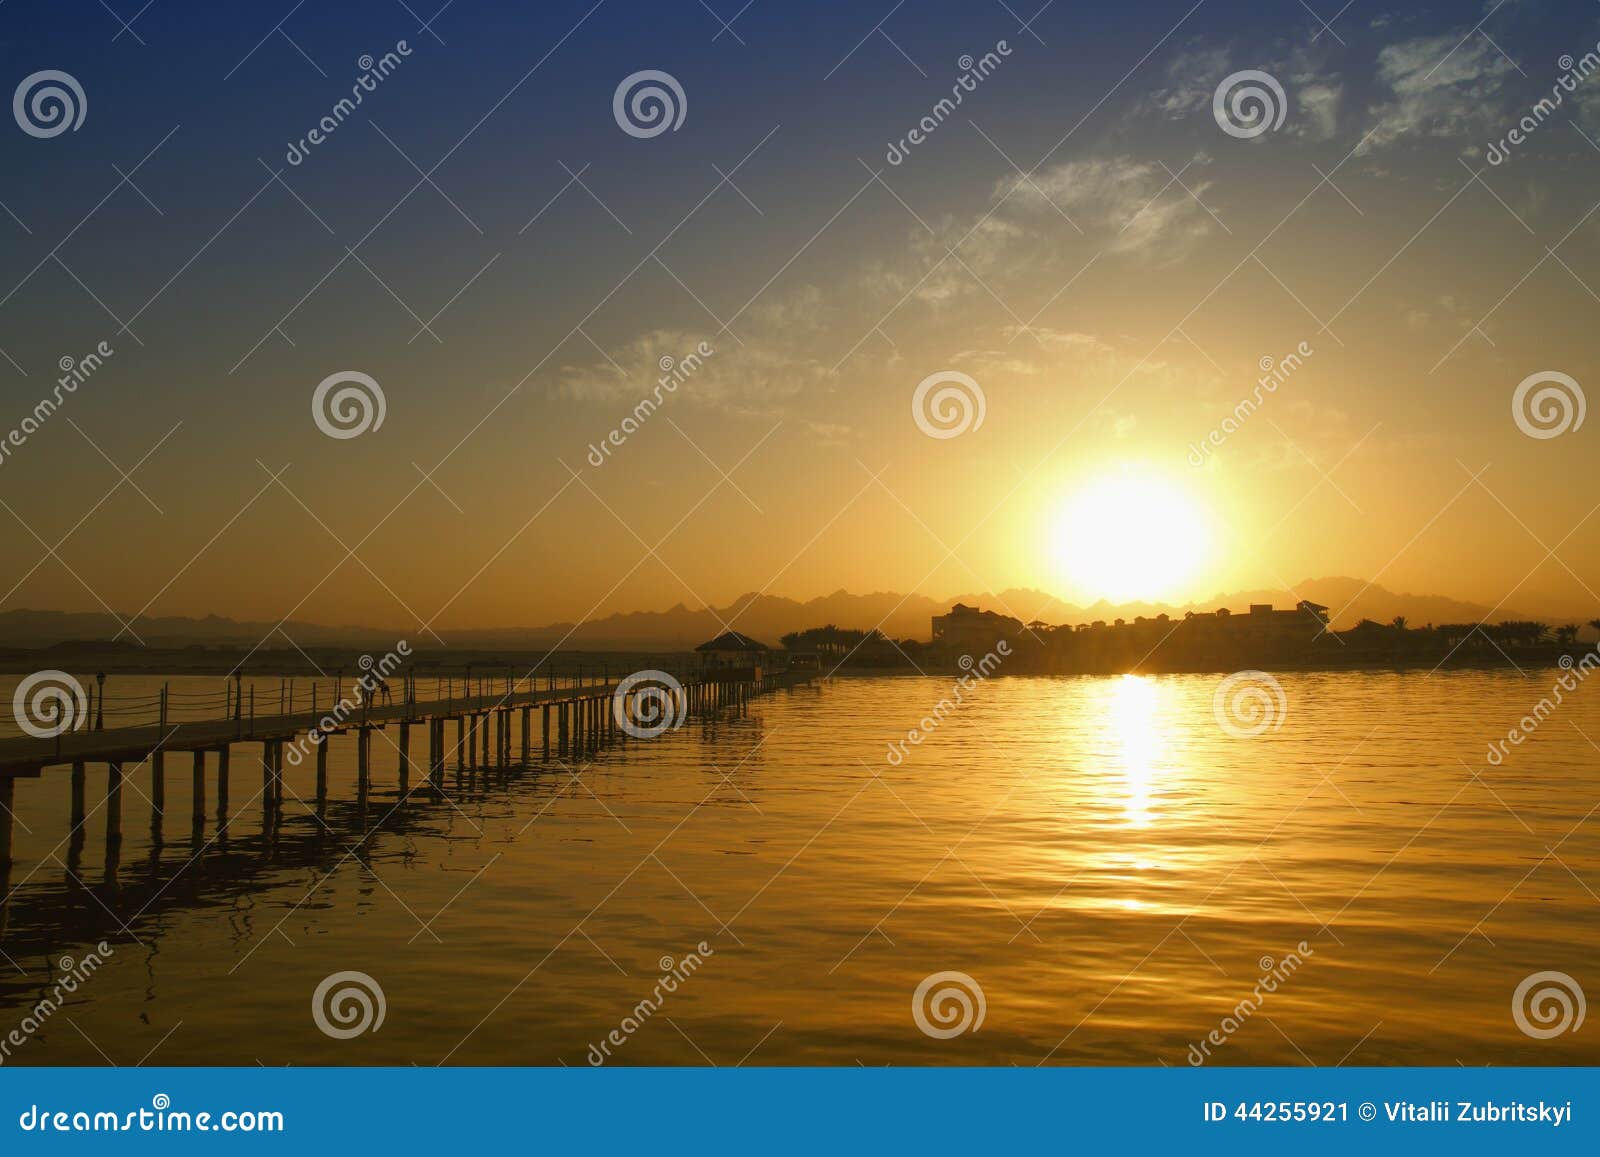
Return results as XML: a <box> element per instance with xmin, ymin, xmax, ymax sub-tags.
<box><xmin>1052</xmin><ymin>472</ymin><xmax>1212</xmax><ymax>603</ymax></box>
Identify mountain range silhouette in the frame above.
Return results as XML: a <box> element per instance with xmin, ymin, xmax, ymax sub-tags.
<box><xmin>0</xmin><ymin>578</ymin><xmax>1587</xmax><ymax>652</ymax></box>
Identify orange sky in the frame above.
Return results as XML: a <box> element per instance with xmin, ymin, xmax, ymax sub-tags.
<box><xmin>3</xmin><ymin>4</ymin><xmax>1598</xmax><ymax>635</ymax></box>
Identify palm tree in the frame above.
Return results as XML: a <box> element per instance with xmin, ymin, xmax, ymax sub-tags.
<box><xmin>1391</xmin><ymin>616</ymin><xmax>1408</xmax><ymax>631</ymax></box>
<box><xmin>1556</xmin><ymin>624</ymin><xmax>1579</xmax><ymax>647</ymax></box>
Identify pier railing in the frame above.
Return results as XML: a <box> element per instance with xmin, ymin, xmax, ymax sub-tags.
<box><xmin>10</xmin><ymin>663</ymin><xmax>731</xmax><ymax>739</ymax></box>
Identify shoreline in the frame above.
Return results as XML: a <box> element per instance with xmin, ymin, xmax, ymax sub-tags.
<box><xmin>0</xmin><ymin>647</ymin><xmax>1582</xmax><ymax>680</ymax></box>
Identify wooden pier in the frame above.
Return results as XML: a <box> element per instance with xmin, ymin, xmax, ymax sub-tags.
<box><xmin>0</xmin><ymin>665</ymin><xmax>807</xmax><ymax>872</ymax></box>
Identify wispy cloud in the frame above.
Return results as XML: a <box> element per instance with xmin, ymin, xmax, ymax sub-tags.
<box><xmin>1362</xmin><ymin>31</ymin><xmax>1517</xmax><ymax>150</ymax></box>
<box><xmin>1002</xmin><ymin>156</ymin><xmax>1218</xmax><ymax>256</ymax></box>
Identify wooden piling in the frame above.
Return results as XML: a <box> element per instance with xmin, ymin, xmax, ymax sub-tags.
<box><xmin>151</xmin><ymin>750</ymin><xmax>165</xmax><ymax>812</ymax></box>
<box><xmin>217</xmin><ymin>746</ymin><xmax>230</xmax><ymax>819</ymax></box>
<box><xmin>70</xmin><ymin>761</ymin><xmax>86</xmax><ymax>831</ymax></box>
<box><xmin>398</xmin><ymin>722</ymin><xmax>411</xmax><ymax>791</ymax></box>
<box><xmin>357</xmin><ymin>727</ymin><xmax>371</xmax><ymax>789</ymax></box>
<box><xmin>105</xmin><ymin>762</ymin><xmax>123</xmax><ymax>846</ymax></box>
<box><xmin>191</xmin><ymin>750</ymin><xmax>206</xmax><ymax>828</ymax></box>
<box><xmin>0</xmin><ymin>777</ymin><xmax>14</xmax><ymax>866</ymax></box>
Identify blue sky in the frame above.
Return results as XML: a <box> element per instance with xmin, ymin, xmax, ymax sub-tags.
<box><xmin>2</xmin><ymin>0</ymin><xmax>1600</xmax><ymax>630</ymax></box>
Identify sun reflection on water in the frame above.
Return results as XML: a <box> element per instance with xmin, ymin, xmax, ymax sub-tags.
<box><xmin>1111</xmin><ymin>673</ymin><xmax>1162</xmax><ymax>828</ymax></box>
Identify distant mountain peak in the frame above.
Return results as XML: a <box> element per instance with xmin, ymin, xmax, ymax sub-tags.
<box><xmin>0</xmin><ymin>579</ymin><xmax>1583</xmax><ymax>652</ymax></box>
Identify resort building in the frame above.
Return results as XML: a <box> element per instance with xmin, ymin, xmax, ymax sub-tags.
<box><xmin>931</xmin><ymin>603</ymin><xmax>1024</xmax><ymax>653</ymax></box>
<box><xmin>695</xmin><ymin>630</ymin><xmax>771</xmax><ymax>669</ymax></box>
<box><xmin>1181</xmin><ymin>600</ymin><xmax>1330</xmax><ymax>641</ymax></box>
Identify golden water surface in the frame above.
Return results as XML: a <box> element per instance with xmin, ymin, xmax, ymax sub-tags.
<box><xmin>0</xmin><ymin>670</ymin><xmax>1596</xmax><ymax>1066</ymax></box>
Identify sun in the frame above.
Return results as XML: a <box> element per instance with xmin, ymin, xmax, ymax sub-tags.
<box><xmin>1051</xmin><ymin>471</ymin><xmax>1212</xmax><ymax>603</ymax></box>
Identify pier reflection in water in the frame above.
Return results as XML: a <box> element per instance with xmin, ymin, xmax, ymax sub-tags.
<box><xmin>0</xmin><ymin>671</ymin><xmax>1596</xmax><ymax>1066</ymax></box>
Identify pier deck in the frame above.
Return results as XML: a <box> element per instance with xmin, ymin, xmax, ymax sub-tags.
<box><xmin>0</xmin><ymin>666</ymin><xmax>811</xmax><ymax>868</ymax></box>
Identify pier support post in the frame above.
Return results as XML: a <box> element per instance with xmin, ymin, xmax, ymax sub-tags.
<box><xmin>358</xmin><ymin>728</ymin><xmax>371</xmax><ymax>789</ymax></box>
<box><xmin>70</xmin><ymin>761</ymin><xmax>86</xmax><ymax>830</ymax></box>
<box><xmin>542</xmin><ymin>705</ymin><xmax>551</xmax><ymax>761</ymax></box>
<box><xmin>217</xmin><ymin>746</ymin><xmax>230</xmax><ymax>820</ymax></box>
<box><xmin>262</xmin><ymin>741</ymin><xmax>273</xmax><ymax>807</ymax></box>
<box><xmin>314</xmin><ymin>739</ymin><xmax>327</xmax><ymax>807</ymax></box>
<box><xmin>106</xmin><ymin>762</ymin><xmax>123</xmax><ymax>846</ymax></box>
<box><xmin>0</xmin><ymin>777</ymin><xmax>14</xmax><ymax>866</ymax></box>
<box><xmin>398</xmin><ymin>722</ymin><xmax>411</xmax><ymax>791</ymax></box>
<box><xmin>192</xmin><ymin>750</ymin><xmax>206</xmax><ymax>831</ymax></box>
<box><xmin>151</xmin><ymin>750</ymin><xmax>165</xmax><ymax>813</ymax></box>
<box><xmin>521</xmin><ymin>707</ymin><xmax>531</xmax><ymax>762</ymax></box>
<box><xmin>482</xmin><ymin>713</ymin><xmax>492</xmax><ymax>767</ymax></box>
